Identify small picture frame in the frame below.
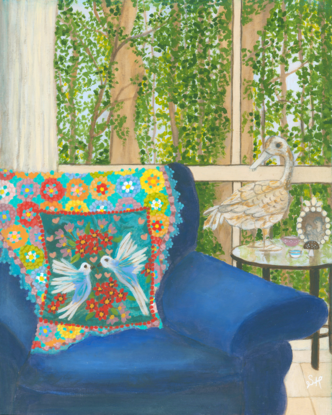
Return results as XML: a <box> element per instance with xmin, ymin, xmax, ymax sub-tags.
<box><xmin>297</xmin><ymin>198</ymin><xmax>331</xmax><ymax>245</ymax></box>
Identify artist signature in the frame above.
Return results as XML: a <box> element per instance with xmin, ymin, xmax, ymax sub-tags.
<box><xmin>306</xmin><ymin>375</ymin><xmax>323</xmax><ymax>389</ymax></box>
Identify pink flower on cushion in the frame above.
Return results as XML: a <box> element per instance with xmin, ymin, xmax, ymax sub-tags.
<box><xmin>55</xmin><ymin>229</ymin><xmax>65</xmax><ymax>239</ymax></box>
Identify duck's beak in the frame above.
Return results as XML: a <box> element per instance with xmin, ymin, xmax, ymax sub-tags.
<box><xmin>250</xmin><ymin>150</ymin><xmax>272</xmax><ymax>171</ymax></box>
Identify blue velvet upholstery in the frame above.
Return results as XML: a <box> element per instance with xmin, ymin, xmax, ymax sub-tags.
<box><xmin>0</xmin><ymin>163</ymin><xmax>328</xmax><ymax>415</ymax></box>
<box><xmin>162</xmin><ymin>251</ymin><xmax>328</xmax><ymax>357</ymax></box>
<box><xmin>19</xmin><ymin>328</ymin><xmax>242</xmax><ymax>394</ymax></box>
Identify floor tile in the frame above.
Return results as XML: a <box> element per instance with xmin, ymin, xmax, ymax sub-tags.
<box><xmin>292</xmin><ymin>350</ymin><xmax>332</xmax><ymax>363</ymax></box>
<box><xmin>311</xmin><ymin>397</ymin><xmax>332</xmax><ymax>415</ymax></box>
<box><xmin>290</xmin><ymin>340</ymin><xmax>311</xmax><ymax>351</ymax></box>
<box><xmin>301</xmin><ymin>363</ymin><xmax>331</xmax><ymax>397</ymax></box>
<box><xmin>285</xmin><ymin>398</ymin><xmax>315</xmax><ymax>415</ymax></box>
<box><xmin>290</xmin><ymin>335</ymin><xmax>329</xmax><ymax>351</ymax></box>
<box><xmin>285</xmin><ymin>363</ymin><xmax>309</xmax><ymax>397</ymax></box>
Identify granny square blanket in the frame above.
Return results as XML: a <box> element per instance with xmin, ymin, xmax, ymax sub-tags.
<box><xmin>0</xmin><ymin>167</ymin><xmax>183</xmax><ymax>353</ymax></box>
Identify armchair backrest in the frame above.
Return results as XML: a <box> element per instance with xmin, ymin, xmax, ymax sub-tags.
<box><xmin>155</xmin><ymin>163</ymin><xmax>200</xmax><ymax>320</ymax></box>
<box><xmin>0</xmin><ymin>262</ymin><xmax>38</xmax><ymax>354</ymax></box>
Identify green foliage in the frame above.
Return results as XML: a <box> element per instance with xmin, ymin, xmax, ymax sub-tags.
<box><xmin>195</xmin><ymin>182</ymin><xmax>225</xmax><ymax>259</ymax></box>
<box><xmin>133</xmin><ymin>0</ymin><xmax>232</xmax><ymax>165</ymax></box>
<box><xmin>55</xmin><ymin>0</ymin><xmax>131</xmax><ymax>164</ymax></box>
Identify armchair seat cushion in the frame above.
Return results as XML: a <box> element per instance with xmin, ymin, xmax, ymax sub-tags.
<box><xmin>19</xmin><ymin>328</ymin><xmax>242</xmax><ymax>395</ymax></box>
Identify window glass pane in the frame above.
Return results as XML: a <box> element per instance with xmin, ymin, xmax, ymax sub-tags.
<box><xmin>241</xmin><ymin>0</ymin><xmax>331</xmax><ymax>298</ymax></box>
<box><xmin>55</xmin><ymin>0</ymin><xmax>234</xmax><ymax>263</ymax></box>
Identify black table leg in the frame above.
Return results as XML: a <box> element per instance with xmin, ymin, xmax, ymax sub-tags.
<box><xmin>310</xmin><ymin>268</ymin><xmax>320</xmax><ymax>370</ymax></box>
<box><xmin>262</xmin><ymin>268</ymin><xmax>270</xmax><ymax>281</ymax></box>
<box><xmin>237</xmin><ymin>261</ymin><xmax>242</xmax><ymax>270</ymax></box>
<box><xmin>329</xmin><ymin>266</ymin><xmax>332</xmax><ymax>354</ymax></box>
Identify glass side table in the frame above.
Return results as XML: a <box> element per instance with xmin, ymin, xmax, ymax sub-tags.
<box><xmin>231</xmin><ymin>239</ymin><xmax>332</xmax><ymax>370</ymax></box>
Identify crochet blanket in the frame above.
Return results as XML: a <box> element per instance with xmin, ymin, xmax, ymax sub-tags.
<box><xmin>0</xmin><ymin>167</ymin><xmax>183</xmax><ymax>353</ymax></box>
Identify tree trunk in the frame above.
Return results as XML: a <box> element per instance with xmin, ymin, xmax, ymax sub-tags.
<box><xmin>0</xmin><ymin>0</ymin><xmax>58</xmax><ymax>172</ymax></box>
<box><xmin>103</xmin><ymin>0</ymin><xmax>144</xmax><ymax>164</ymax></box>
<box><xmin>241</xmin><ymin>2</ymin><xmax>274</xmax><ymax>164</ymax></box>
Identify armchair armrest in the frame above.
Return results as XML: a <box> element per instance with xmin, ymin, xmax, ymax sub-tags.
<box><xmin>162</xmin><ymin>252</ymin><xmax>328</xmax><ymax>357</ymax></box>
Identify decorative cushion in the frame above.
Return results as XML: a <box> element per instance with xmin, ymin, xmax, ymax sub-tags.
<box><xmin>0</xmin><ymin>167</ymin><xmax>183</xmax><ymax>353</ymax></box>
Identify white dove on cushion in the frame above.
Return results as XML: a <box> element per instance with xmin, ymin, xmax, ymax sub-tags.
<box><xmin>51</xmin><ymin>260</ymin><xmax>93</xmax><ymax>320</ymax></box>
<box><xmin>204</xmin><ymin>136</ymin><xmax>294</xmax><ymax>250</ymax></box>
<box><xmin>101</xmin><ymin>232</ymin><xmax>149</xmax><ymax>316</ymax></box>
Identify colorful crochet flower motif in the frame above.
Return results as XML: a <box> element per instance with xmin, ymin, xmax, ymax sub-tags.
<box><xmin>144</xmin><ymin>193</ymin><xmax>169</xmax><ymax>215</ymax></box>
<box><xmin>116</xmin><ymin>175</ymin><xmax>141</xmax><ymax>197</ymax></box>
<box><xmin>115</xmin><ymin>197</ymin><xmax>141</xmax><ymax>211</ymax></box>
<box><xmin>31</xmin><ymin>266</ymin><xmax>48</xmax><ymax>291</ymax></box>
<box><xmin>0</xmin><ymin>203</ymin><xmax>16</xmax><ymax>229</ymax></box>
<box><xmin>89</xmin><ymin>201</ymin><xmax>114</xmax><ymax>213</ymax></box>
<box><xmin>40</xmin><ymin>179</ymin><xmax>65</xmax><ymax>202</ymax></box>
<box><xmin>57</xmin><ymin>325</ymin><xmax>83</xmax><ymax>339</ymax></box>
<box><xmin>0</xmin><ymin>169</ymin><xmax>15</xmax><ymax>180</ymax></box>
<box><xmin>40</xmin><ymin>201</ymin><xmax>64</xmax><ymax>212</ymax></box>
<box><xmin>66</xmin><ymin>179</ymin><xmax>89</xmax><ymax>201</ymax></box>
<box><xmin>140</xmin><ymin>169</ymin><xmax>165</xmax><ymax>194</ymax></box>
<box><xmin>39</xmin><ymin>325</ymin><xmax>53</xmax><ymax>338</ymax></box>
<box><xmin>65</xmin><ymin>200</ymin><xmax>89</xmax><ymax>213</ymax></box>
<box><xmin>1</xmin><ymin>225</ymin><xmax>28</xmax><ymax>249</ymax></box>
<box><xmin>17</xmin><ymin>179</ymin><xmax>40</xmax><ymax>201</ymax></box>
<box><xmin>29</xmin><ymin>227</ymin><xmax>44</xmax><ymax>248</ymax></box>
<box><xmin>90</xmin><ymin>177</ymin><xmax>115</xmax><ymax>201</ymax></box>
<box><xmin>17</xmin><ymin>202</ymin><xmax>40</xmax><ymax>227</ymax></box>
<box><xmin>19</xmin><ymin>244</ymin><xmax>44</xmax><ymax>270</ymax></box>
<box><xmin>151</xmin><ymin>214</ymin><xmax>169</xmax><ymax>237</ymax></box>
<box><xmin>0</xmin><ymin>180</ymin><xmax>16</xmax><ymax>203</ymax></box>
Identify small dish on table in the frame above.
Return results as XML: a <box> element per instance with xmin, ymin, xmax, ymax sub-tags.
<box><xmin>281</xmin><ymin>236</ymin><xmax>300</xmax><ymax>247</ymax></box>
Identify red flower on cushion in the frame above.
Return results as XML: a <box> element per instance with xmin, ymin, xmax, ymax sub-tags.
<box><xmin>85</xmin><ymin>298</ymin><xmax>98</xmax><ymax>312</ymax></box>
<box><xmin>0</xmin><ymin>170</ymin><xmax>15</xmax><ymax>180</ymax></box>
<box><xmin>17</xmin><ymin>202</ymin><xmax>40</xmax><ymax>227</ymax></box>
<box><xmin>102</xmin><ymin>283</ymin><xmax>118</xmax><ymax>299</ymax></box>
<box><xmin>100</xmin><ymin>295</ymin><xmax>113</xmax><ymax>309</ymax></box>
<box><xmin>89</xmin><ymin>229</ymin><xmax>101</xmax><ymax>239</ymax></box>
<box><xmin>106</xmin><ymin>276</ymin><xmax>118</xmax><ymax>289</ymax></box>
<box><xmin>141</xmin><ymin>258</ymin><xmax>154</xmax><ymax>278</ymax></box>
<box><xmin>99</xmin><ymin>232</ymin><xmax>113</xmax><ymax>248</ymax></box>
<box><xmin>115</xmin><ymin>288</ymin><xmax>128</xmax><ymax>303</ymax></box>
<box><xmin>48</xmin><ymin>301</ymin><xmax>60</xmax><ymax>314</ymax></box>
<box><xmin>95</xmin><ymin>306</ymin><xmax>108</xmax><ymax>321</ymax></box>
<box><xmin>75</xmin><ymin>235</ymin><xmax>92</xmax><ymax>257</ymax></box>
<box><xmin>40</xmin><ymin>179</ymin><xmax>65</xmax><ymax>202</ymax></box>
<box><xmin>87</xmin><ymin>242</ymin><xmax>102</xmax><ymax>256</ymax></box>
<box><xmin>93</xmin><ymin>283</ymin><xmax>104</xmax><ymax>296</ymax></box>
<box><xmin>54</xmin><ymin>293</ymin><xmax>67</xmax><ymax>305</ymax></box>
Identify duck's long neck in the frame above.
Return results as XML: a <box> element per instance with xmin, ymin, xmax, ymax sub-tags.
<box><xmin>281</xmin><ymin>148</ymin><xmax>294</xmax><ymax>187</ymax></box>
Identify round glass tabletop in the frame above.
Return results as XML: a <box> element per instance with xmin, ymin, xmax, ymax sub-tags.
<box><xmin>231</xmin><ymin>239</ymin><xmax>332</xmax><ymax>270</ymax></box>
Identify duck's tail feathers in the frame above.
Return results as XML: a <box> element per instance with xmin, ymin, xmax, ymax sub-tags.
<box><xmin>203</xmin><ymin>206</ymin><xmax>224</xmax><ymax>231</ymax></box>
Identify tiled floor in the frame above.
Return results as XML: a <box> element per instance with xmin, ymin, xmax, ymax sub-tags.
<box><xmin>285</xmin><ymin>336</ymin><xmax>332</xmax><ymax>415</ymax></box>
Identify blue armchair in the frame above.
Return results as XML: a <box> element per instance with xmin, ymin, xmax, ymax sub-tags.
<box><xmin>0</xmin><ymin>163</ymin><xmax>328</xmax><ymax>415</ymax></box>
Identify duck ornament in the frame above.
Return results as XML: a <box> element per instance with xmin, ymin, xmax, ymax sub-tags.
<box><xmin>204</xmin><ymin>136</ymin><xmax>294</xmax><ymax>251</ymax></box>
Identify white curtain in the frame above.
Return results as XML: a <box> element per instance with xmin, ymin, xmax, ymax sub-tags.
<box><xmin>0</xmin><ymin>0</ymin><xmax>58</xmax><ymax>172</ymax></box>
